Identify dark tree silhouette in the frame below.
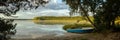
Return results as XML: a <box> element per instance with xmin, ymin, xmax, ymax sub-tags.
<box><xmin>63</xmin><ymin>0</ymin><xmax>120</xmax><ymax>32</ymax></box>
<box><xmin>0</xmin><ymin>0</ymin><xmax>49</xmax><ymax>16</ymax></box>
<box><xmin>0</xmin><ymin>0</ymin><xmax>49</xmax><ymax>40</ymax></box>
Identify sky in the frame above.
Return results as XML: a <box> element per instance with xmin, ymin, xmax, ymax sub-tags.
<box><xmin>14</xmin><ymin>0</ymin><xmax>70</xmax><ymax>19</ymax></box>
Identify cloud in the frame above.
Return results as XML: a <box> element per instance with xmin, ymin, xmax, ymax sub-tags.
<box><xmin>52</xmin><ymin>0</ymin><xmax>57</xmax><ymax>4</ymax></box>
<box><xmin>15</xmin><ymin>0</ymin><xmax>70</xmax><ymax>19</ymax></box>
<box><xmin>16</xmin><ymin>9</ymin><xmax>69</xmax><ymax>19</ymax></box>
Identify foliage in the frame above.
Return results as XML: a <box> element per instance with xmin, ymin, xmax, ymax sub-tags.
<box><xmin>0</xmin><ymin>0</ymin><xmax>49</xmax><ymax>40</ymax></box>
<box><xmin>63</xmin><ymin>0</ymin><xmax>120</xmax><ymax>32</ymax></box>
<box><xmin>0</xmin><ymin>19</ymin><xmax>16</xmax><ymax>32</ymax></box>
<box><xmin>93</xmin><ymin>0</ymin><xmax>120</xmax><ymax>32</ymax></box>
<box><xmin>0</xmin><ymin>18</ymin><xmax>17</xmax><ymax>40</ymax></box>
<box><xmin>0</xmin><ymin>0</ymin><xmax>49</xmax><ymax>16</ymax></box>
<box><xmin>63</xmin><ymin>23</ymin><xmax>93</xmax><ymax>30</ymax></box>
<box><xmin>34</xmin><ymin>16</ymin><xmax>93</xmax><ymax>20</ymax></box>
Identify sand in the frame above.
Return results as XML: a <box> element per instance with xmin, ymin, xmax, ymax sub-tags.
<box><xmin>10</xmin><ymin>33</ymin><xmax>86</xmax><ymax>40</ymax></box>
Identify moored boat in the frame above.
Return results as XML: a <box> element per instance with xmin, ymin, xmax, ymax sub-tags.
<box><xmin>66</xmin><ymin>27</ymin><xmax>94</xmax><ymax>33</ymax></box>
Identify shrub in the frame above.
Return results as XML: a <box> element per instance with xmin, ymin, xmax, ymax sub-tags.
<box><xmin>0</xmin><ymin>18</ymin><xmax>17</xmax><ymax>40</ymax></box>
<box><xmin>63</xmin><ymin>23</ymin><xmax>93</xmax><ymax>30</ymax></box>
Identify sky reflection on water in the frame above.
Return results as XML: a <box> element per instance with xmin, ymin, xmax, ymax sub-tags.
<box><xmin>12</xmin><ymin>20</ymin><xmax>67</xmax><ymax>39</ymax></box>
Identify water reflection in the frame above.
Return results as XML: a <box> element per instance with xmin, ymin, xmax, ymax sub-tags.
<box><xmin>12</xmin><ymin>20</ymin><xmax>67</xmax><ymax>39</ymax></box>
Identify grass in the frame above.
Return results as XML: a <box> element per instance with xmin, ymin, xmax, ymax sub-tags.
<box><xmin>63</xmin><ymin>24</ymin><xmax>93</xmax><ymax>30</ymax></box>
<box><xmin>33</xmin><ymin>16</ymin><xmax>120</xmax><ymax>30</ymax></box>
<box><xmin>33</xmin><ymin>16</ymin><xmax>93</xmax><ymax>20</ymax></box>
<box><xmin>33</xmin><ymin>20</ymin><xmax>80</xmax><ymax>25</ymax></box>
<box><xmin>31</xmin><ymin>17</ymin><xmax>120</xmax><ymax>40</ymax></box>
<box><xmin>63</xmin><ymin>21</ymin><xmax>93</xmax><ymax>30</ymax></box>
<box><xmin>62</xmin><ymin>20</ymin><xmax>120</xmax><ymax>30</ymax></box>
<box><xmin>33</xmin><ymin>16</ymin><xmax>93</xmax><ymax>25</ymax></box>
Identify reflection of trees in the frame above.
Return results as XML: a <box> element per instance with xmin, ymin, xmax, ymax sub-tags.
<box><xmin>0</xmin><ymin>0</ymin><xmax>49</xmax><ymax>40</ymax></box>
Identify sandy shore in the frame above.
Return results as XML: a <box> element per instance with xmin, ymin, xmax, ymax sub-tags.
<box><xmin>10</xmin><ymin>32</ymin><xmax>120</xmax><ymax>40</ymax></box>
<box><xmin>10</xmin><ymin>33</ymin><xmax>86</xmax><ymax>40</ymax></box>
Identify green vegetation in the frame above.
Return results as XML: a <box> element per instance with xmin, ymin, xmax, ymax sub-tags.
<box><xmin>0</xmin><ymin>0</ymin><xmax>49</xmax><ymax>40</ymax></box>
<box><xmin>63</xmin><ymin>23</ymin><xmax>93</xmax><ymax>30</ymax></box>
<box><xmin>63</xmin><ymin>20</ymin><xmax>93</xmax><ymax>30</ymax></box>
<box><xmin>64</xmin><ymin>0</ymin><xmax>120</xmax><ymax>32</ymax></box>
<box><xmin>34</xmin><ymin>16</ymin><xmax>93</xmax><ymax>20</ymax></box>
<box><xmin>63</xmin><ymin>20</ymin><xmax>120</xmax><ymax>30</ymax></box>
<box><xmin>33</xmin><ymin>20</ymin><xmax>78</xmax><ymax>24</ymax></box>
<box><xmin>33</xmin><ymin>16</ymin><xmax>94</xmax><ymax>25</ymax></box>
<box><xmin>33</xmin><ymin>16</ymin><xmax>120</xmax><ymax>30</ymax></box>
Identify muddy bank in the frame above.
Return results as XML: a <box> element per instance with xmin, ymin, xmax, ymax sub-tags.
<box><xmin>10</xmin><ymin>32</ymin><xmax>120</xmax><ymax>40</ymax></box>
<box><xmin>10</xmin><ymin>33</ymin><xmax>85</xmax><ymax>40</ymax></box>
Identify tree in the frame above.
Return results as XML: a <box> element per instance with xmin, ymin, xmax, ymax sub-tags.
<box><xmin>0</xmin><ymin>0</ymin><xmax>49</xmax><ymax>16</ymax></box>
<box><xmin>63</xmin><ymin>0</ymin><xmax>120</xmax><ymax>32</ymax></box>
<box><xmin>0</xmin><ymin>0</ymin><xmax>49</xmax><ymax>40</ymax></box>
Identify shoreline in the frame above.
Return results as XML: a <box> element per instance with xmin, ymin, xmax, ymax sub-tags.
<box><xmin>10</xmin><ymin>32</ymin><xmax>120</xmax><ymax>40</ymax></box>
<box><xmin>10</xmin><ymin>33</ymin><xmax>86</xmax><ymax>40</ymax></box>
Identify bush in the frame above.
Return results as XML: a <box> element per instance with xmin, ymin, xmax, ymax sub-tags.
<box><xmin>63</xmin><ymin>23</ymin><xmax>93</xmax><ymax>30</ymax></box>
<box><xmin>113</xmin><ymin>23</ymin><xmax>120</xmax><ymax>32</ymax></box>
<box><xmin>0</xmin><ymin>18</ymin><xmax>17</xmax><ymax>40</ymax></box>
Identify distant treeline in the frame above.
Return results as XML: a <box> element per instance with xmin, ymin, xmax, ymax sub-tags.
<box><xmin>33</xmin><ymin>16</ymin><xmax>93</xmax><ymax>20</ymax></box>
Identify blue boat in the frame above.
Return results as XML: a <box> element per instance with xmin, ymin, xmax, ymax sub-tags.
<box><xmin>66</xmin><ymin>27</ymin><xmax>94</xmax><ymax>33</ymax></box>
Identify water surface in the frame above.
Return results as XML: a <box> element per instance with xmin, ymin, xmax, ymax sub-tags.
<box><xmin>12</xmin><ymin>20</ymin><xmax>67</xmax><ymax>39</ymax></box>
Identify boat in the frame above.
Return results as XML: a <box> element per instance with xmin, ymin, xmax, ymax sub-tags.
<box><xmin>66</xmin><ymin>27</ymin><xmax>94</xmax><ymax>33</ymax></box>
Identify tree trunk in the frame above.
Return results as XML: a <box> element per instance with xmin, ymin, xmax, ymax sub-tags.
<box><xmin>79</xmin><ymin>5</ymin><xmax>96</xmax><ymax>27</ymax></box>
<box><xmin>111</xmin><ymin>19</ymin><xmax>115</xmax><ymax>28</ymax></box>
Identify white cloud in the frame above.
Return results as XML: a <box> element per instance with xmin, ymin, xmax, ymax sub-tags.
<box><xmin>53</xmin><ymin>0</ymin><xmax>57</xmax><ymax>4</ymax></box>
<box><xmin>16</xmin><ymin>9</ymin><xmax>69</xmax><ymax>19</ymax></box>
<box><xmin>15</xmin><ymin>0</ymin><xmax>70</xmax><ymax>19</ymax></box>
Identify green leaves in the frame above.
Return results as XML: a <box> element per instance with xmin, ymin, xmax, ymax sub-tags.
<box><xmin>0</xmin><ymin>18</ymin><xmax>16</xmax><ymax>32</ymax></box>
<box><xmin>64</xmin><ymin>0</ymin><xmax>120</xmax><ymax>32</ymax></box>
<box><xmin>0</xmin><ymin>0</ymin><xmax>49</xmax><ymax>16</ymax></box>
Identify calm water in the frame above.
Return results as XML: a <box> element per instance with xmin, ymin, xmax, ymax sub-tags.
<box><xmin>12</xmin><ymin>20</ymin><xmax>67</xmax><ymax>39</ymax></box>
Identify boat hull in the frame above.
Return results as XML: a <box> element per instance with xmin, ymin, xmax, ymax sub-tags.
<box><xmin>67</xmin><ymin>28</ymin><xmax>94</xmax><ymax>33</ymax></box>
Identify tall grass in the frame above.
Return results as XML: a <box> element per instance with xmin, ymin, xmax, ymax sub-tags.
<box><xmin>33</xmin><ymin>16</ymin><xmax>93</xmax><ymax>20</ymax></box>
<box><xmin>63</xmin><ymin>21</ymin><xmax>93</xmax><ymax>30</ymax></box>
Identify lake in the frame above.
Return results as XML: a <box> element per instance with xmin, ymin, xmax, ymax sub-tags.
<box><xmin>12</xmin><ymin>20</ymin><xmax>67</xmax><ymax>39</ymax></box>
